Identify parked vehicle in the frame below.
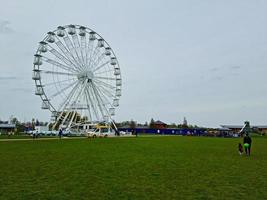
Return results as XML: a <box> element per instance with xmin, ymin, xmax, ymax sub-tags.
<box><xmin>86</xmin><ymin>125</ymin><xmax>115</xmax><ymax>138</ymax></box>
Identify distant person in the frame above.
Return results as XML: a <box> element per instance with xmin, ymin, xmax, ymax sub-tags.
<box><xmin>115</xmin><ymin>129</ymin><xmax>119</xmax><ymax>136</ymax></box>
<box><xmin>243</xmin><ymin>133</ymin><xmax>252</xmax><ymax>156</ymax></box>
<box><xmin>32</xmin><ymin>132</ymin><xmax>36</xmax><ymax>139</ymax></box>
<box><xmin>238</xmin><ymin>143</ymin><xmax>243</xmax><ymax>155</ymax></box>
<box><xmin>59</xmin><ymin>129</ymin><xmax>63</xmax><ymax>139</ymax></box>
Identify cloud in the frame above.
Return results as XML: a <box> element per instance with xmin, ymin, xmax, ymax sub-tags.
<box><xmin>0</xmin><ymin>76</ymin><xmax>17</xmax><ymax>80</ymax></box>
<box><xmin>11</xmin><ymin>88</ymin><xmax>32</xmax><ymax>93</ymax></box>
<box><xmin>213</xmin><ymin>76</ymin><xmax>224</xmax><ymax>81</ymax></box>
<box><xmin>0</xmin><ymin>20</ymin><xmax>15</xmax><ymax>34</ymax></box>
<box><xmin>230</xmin><ymin>66</ymin><xmax>241</xmax><ymax>70</ymax></box>
<box><xmin>209</xmin><ymin>67</ymin><xmax>219</xmax><ymax>72</ymax></box>
<box><xmin>230</xmin><ymin>72</ymin><xmax>240</xmax><ymax>76</ymax></box>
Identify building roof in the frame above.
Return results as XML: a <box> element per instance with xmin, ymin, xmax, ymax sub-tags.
<box><xmin>217</xmin><ymin>127</ymin><xmax>231</xmax><ymax>131</ymax></box>
<box><xmin>221</xmin><ymin>125</ymin><xmax>243</xmax><ymax>129</ymax></box>
<box><xmin>119</xmin><ymin>125</ymin><xmax>148</xmax><ymax>129</ymax></box>
<box><xmin>221</xmin><ymin>125</ymin><xmax>267</xmax><ymax>129</ymax></box>
<box><xmin>154</xmin><ymin>120</ymin><xmax>167</xmax><ymax>125</ymax></box>
<box><xmin>0</xmin><ymin>124</ymin><xmax>16</xmax><ymax>128</ymax></box>
<box><xmin>253</xmin><ymin>126</ymin><xmax>267</xmax><ymax>129</ymax></box>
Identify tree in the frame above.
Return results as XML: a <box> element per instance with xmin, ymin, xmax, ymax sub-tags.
<box><xmin>182</xmin><ymin>117</ymin><xmax>188</xmax><ymax>128</ymax></box>
<box><xmin>10</xmin><ymin>117</ymin><xmax>19</xmax><ymax>125</ymax></box>
<box><xmin>177</xmin><ymin>124</ymin><xmax>183</xmax><ymax>128</ymax></box>
<box><xmin>129</xmin><ymin>120</ymin><xmax>136</xmax><ymax>129</ymax></box>
<box><xmin>168</xmin><ymin>123</ymin><xmax>177</xmax><ymax>128</ymax></box>
<box><xmin>149</xmin><ymin>118</ymin><xmax>155</xmax><ymax>129</ymax></box>
<box><xmin>9</xmin><ymin>116</ymin><xmax>25</xmax><ymax>134</ymax></box>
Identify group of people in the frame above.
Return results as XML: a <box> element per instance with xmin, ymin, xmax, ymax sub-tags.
<box><xmin>238</xmin><ymin>133</ymin><xmax>252</xmax><ymax>156</ymax></box>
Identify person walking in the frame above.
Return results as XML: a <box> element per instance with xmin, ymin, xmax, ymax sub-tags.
<box><xmin>243</xmin><ymin>133</ymin><xmax>252</xmax><ymax>156</ymax></box>
<box><xmin>59</xmin><ymin>129</ymin><xmax>63</xmax><ymax>139</ymax></box>
<box><xmin>32</xmin><ymin>131</ymin><xmax>36</xmax><ymax>140</ymax></box>
<box><xmin>238</xmin><ymin>143</ymin><xmax>243</xmax><ymax>155</ymax></box>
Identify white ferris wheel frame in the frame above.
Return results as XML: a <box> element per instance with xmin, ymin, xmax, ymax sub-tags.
<box><xmin>32</xmin><ymin>24</ymin><xmax>122</xmax><ymax>130</ymax></box>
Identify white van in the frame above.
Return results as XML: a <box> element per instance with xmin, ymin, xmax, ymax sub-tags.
<box><xmin>86</xmin><ymin>125</ymin><xmax>115</xmax><ymax>138</ymax></box>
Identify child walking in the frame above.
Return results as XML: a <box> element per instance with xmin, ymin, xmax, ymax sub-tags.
<box><xmin>238</xmin><ymin>143</ymin><xmax>243</xmax><ymax>155</ymax></box>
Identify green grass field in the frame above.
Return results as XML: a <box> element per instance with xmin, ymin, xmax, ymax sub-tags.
<box><xmin>0</xmin><ymin>135</ymin><xmax>58</xmax><ymax>139</ymax></box>
<box><xmin>0</xmin><ymin>136</ymin><xmax>266</xmax><ymax>200</ymax></box>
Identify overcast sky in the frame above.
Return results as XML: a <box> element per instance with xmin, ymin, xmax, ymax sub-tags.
<box><xmin>0</xmin><ymin>0</ymin><xmax>267</xmax><ymax>127</ymax></box>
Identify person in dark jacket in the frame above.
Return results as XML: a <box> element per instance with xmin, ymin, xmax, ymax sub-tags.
<box><xmin>59</xmin><ymin>129</ymin><xmax>63</xmax><ymax>139</ymax></box>
<box><xmin>243</xmin><ymin>134</ymin><xmax>252</xmax><ymax>156</ymax></box>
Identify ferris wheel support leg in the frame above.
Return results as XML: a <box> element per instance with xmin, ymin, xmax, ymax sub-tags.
<box><xmin>110</xmin><ymin>119</ymin><xmax>119</xmax><ymax>136</ymax></box>
<box><xmin>67</xmin><ymin>110</ymin><xmax>77</xmax><ymax>129</ymax></box>
<box><xmin>52</xmin><ymin>111</ymin><xmax>66</xmax><ymax>130</ymax></box>
<box><xmin>61</xmin><ymin>111</ymin><xmax>72</xmax><ymax>129</ymax></box>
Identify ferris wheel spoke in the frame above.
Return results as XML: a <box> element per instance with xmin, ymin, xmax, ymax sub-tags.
<box><xmin>92</xmin><ymin>82</ymin><xmax>111</xmax><ymax>106</ymax></box>
<box><xmin>93</xmin><ymin>83</ymin><xmax>113</xmax><ymax>106</ymax></box>
<box><xmin>83</xmin><ymin>37</ymin><xmax>89</xmax><ymax>69</ymax></box>
<box><xmin>55</xmin><ymin>39</ymin><xmax>82</xmax><ymax>71</ymax></box>
<box><xmin>62</xmin><ymin>81</ymin><xmax>87</xmax><ymax>126</ymax></box>
<box><xmin>40</xmin><ymin>70</ymin><xmax>77</xmax><ymax>76</ymax></box>
<box><xmin>84</xmin><ymin>86</ymin><xmax>92</xmax><ymax>122</ymax></box>
<box><xmin>94</xmin><ymin>76</ymin><xmax>117</xmax><ymax>81</ymax></box>
<box><xmin>91</xmin><ymin>48</ymin><xmax>105</xmax><ymax>70</ymax></box>
<box><xmin>43</xmin><ymin>77</ymin><xmax>76</xmax><ymax>87</ymax></box>
<box><xmin>80</xmin><ymin>35</ymin><xmax>87</xmax><ymax>67</ymax></box>
<box><xmin>87</xmin><ymin>42</ymin><xmax>96</xmax><ymax>67</ymax></box>
<box><xmin>90</xmin><ymin>84</ymin><xmax>102</xmax><ymax>120</ymax></box>
<box><xmin>85</xmin><ymin>84</ymin><xmax>98</xmax><ymax>121</ymax></box>
<box><xmin>48</xmin><ymin>46</ymin><xmax>75</xmax><ymax>67</ymax></box>
<box><xmin>44</xmin><ymin>51</ymin><xmax>77</xmax><ymax>73</ymax></box>
<box><xmin>63</xmin><ymin>34</ymin><xmax>85</xmax><ymax>71</ymax></box>
<box><xmin>91</xmin><ymin>82</ymin><xmax>113</xmax><ymax>118</ymax></box>
<box><xmin>96</xmin><ymin>83</ymin><xmax>115</xmax><ymax>99</ymax></box>
<box><xmin>94</xmin><ymin>85</ymin><xmax>115</xmax><ymax>98</ymax></box>
<box><xmin>93</xmin><ymin>80</ymin><xmax>115</xmax><ymax>95</ymax></box>
<box><xmin>85</xmin><ymin>84</ymin><xmax>100</xmax><ymax>120</ymax></box>
<box><xmin>98</xmin><ymin>82</ymin><xmax>115</xmax><ymax>97</ymax></box>
<box><xmin>91</xmin><ymin>50</ymin><xmax>105</xmax><ymax>69</ymax></box>
<box><xmin>92</xmin><ymin>60</ymin><xmax>110</xmax><ymax>73</ymax></box>
<box><xmin>90</xmin><ymin>82</ymin><xmax>106</xmax><ymax>119</ymax></box>
<box><xmin>86</xmin><ymin>40</ymin><xmax>94</xmax><ymax>68</ymax></box>
<box><xmin>88</xmin><ymin>45</ymin><xmax>100</xmax><ymax>70</ymax></box>
<box><xmin>92</xmin><ymin>52</ymin><xmax>107</xmax><ymax>71</ymax></box>
<box><xmin>72</xmin><ymin>34</ymin><xmax>86</xmax><ymax>67</ymax></box>
<box><xmin>49</xmin><ymin>80</ymin><xmax>78</xmax><ymax>99</ymax></box>
<box><xmin>69</xmin><ymin>83</ymin><xmax>85</xmax><ymax>109</ymax></box>
<box><xmin>94</xmin><ymin>69</ymin><xmax>114</xmax><ymax>75</ymax></box>
<box><xmin>58</xmin><ymin>81</ymin><xmax>80</xmax><ymax>111</ymax></box>
<box><xmin>94</xmin><ymin>79</ymin><xmax>116</xmax><ymax>90</ymax></box>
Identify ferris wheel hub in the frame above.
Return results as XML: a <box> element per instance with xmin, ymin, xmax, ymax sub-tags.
<box><xmin>77</xmin><ymin>70</ymin><xmax>94</xmax><ymax>82</ymax></box>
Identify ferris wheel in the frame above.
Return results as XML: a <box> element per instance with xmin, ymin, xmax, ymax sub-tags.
<box><xmin>32</xmin><ymin>24</ymin><xmax>122</xmax><ymax>130</ymax></box>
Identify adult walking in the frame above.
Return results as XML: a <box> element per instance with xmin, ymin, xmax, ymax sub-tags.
<box><xmin>243</xmin><ymin>133</ymin><xmax>252</xmax><ymax>156</ymax></box>
<box><xmin>59</xmin><ymin>128</ymin><xmax>63</xmax><ymax>139</ymax></box>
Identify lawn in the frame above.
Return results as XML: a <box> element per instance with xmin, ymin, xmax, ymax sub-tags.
<box><xmin>0</xmin><ymin>135</ymin><xmax>58</xmax><ymax>139</ymax></box>
<box><xmin>0</xmin><ymin>136</ymin><xmax>266</xmax><ymax>200</ymax></box>
<box><xmin>0</xmin><ymin>134</ymin><xmax>32</xmax><ymax>139</ymax></box>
